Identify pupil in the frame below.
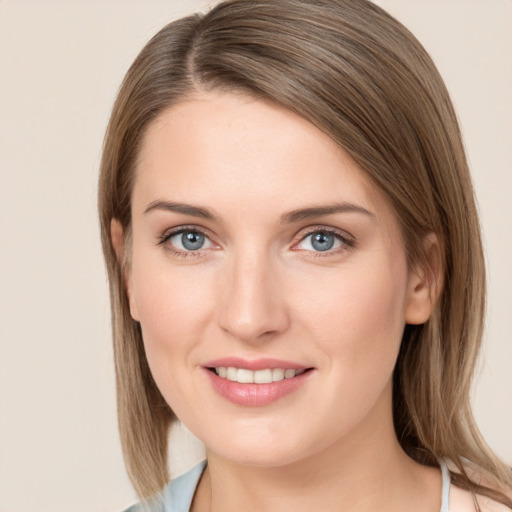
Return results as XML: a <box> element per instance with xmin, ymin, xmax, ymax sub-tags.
<box><xmin>311</xmin><ymin>232</ymin><xmax>334</xmax><ymax>251</ymax></box>
<box><xmin>182</xmin><ymin>231</ymin><xmax>204</xmax><ymax>250</ymax></box>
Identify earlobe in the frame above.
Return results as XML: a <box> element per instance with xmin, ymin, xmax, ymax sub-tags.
<box><xmin>110</xmin><ymin>218</ymin><xmax>140</xmax><ymax>321</ymax></box>
<box><xmin>404</xmin><ymin>233</ymin><xmax>444</xmax><ymax>325</ymax></box>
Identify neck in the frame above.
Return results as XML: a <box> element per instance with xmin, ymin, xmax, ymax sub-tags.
<box><xmin>192</xmin><ymin>388</ymin><xmax>442</xmax><ymax>512</ymax></box>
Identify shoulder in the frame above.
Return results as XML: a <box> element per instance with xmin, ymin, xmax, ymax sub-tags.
<box><xmin>452</xmin><ymin>488</ymin><xmax>511</xmax><ymax>512</ymax></box>
<box><xmin>477</xmin><ymin>497</ymin><xmax>512</xmax><ymax>512</ymax></box>
<box><xmin>450</xmin><ymin>484</ymin><xmax>511</xmax><ymax>512</ymax></box>
<box><xmin>447</xmin><ymin>461</ymin><xmax>512</xmax><ymax>512</ymax></box>
<box><xmin>121</xmin><ymin>460</ymin><xmax>207</xmax><ymax>512</ymax></box>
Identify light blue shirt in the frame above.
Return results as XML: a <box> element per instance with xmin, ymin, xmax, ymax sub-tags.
<box><xmin>123</xmin><ymin>461</ymin><xmax>207</xmax><ymax>512</ymax></box>
<box><xmin>124</xmin><ymin>459</ymin><xmax>450</xmax><ymax>511</ymax></box>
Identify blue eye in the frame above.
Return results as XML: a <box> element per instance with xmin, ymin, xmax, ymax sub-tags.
<box><xmin>181</xmin><ymin>231</ymin><xmax>205</xmax><ymax>250</ymax></box>
<box><xmin>296</xmin><ymin>230</ymin><xmax>349</xmax><ymax>253</ymax></box>
<box><xmin>310</xmin><ymin>232</ymin><xmax>335</xmax><ymax>251</ymax></box>
<box><xmin>166</xmin><ymin>230</ymin><xmax>213</xmax><ymax>251</ymax></box>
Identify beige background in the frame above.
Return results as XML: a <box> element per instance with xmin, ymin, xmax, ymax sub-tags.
<box><xmin>0</xmin><ymin>1</ymin><xmax>510</xmax><ymax>511</ymax></box>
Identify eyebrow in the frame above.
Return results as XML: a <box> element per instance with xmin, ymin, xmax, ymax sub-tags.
<box><xmin>143</xmin><ymin>200</ymin><xmax>374</xmax><ymax>223</ymax></box>
<box><xmin>280</xmin><ymin>202</ymin><xmax>374</xmax><ymax>224</ymax></box>
<box><xmin>144</xmin><ymin>200</ymin><xmax>219</xmax><ymax>220</ymax></box>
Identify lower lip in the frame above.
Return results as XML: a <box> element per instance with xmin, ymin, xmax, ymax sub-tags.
<box><xmin>204</xmin><ymin>369</ymin><xmax>314</xmax><ymax>407</ymax></box>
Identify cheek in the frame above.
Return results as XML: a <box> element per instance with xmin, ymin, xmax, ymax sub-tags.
<box><xmin>283</xmin><ymin>257</ymin><xmax>409</xmax><ymax>441</ymax></box>
<box><xmin>294</xmin><ymin>255</ymin><xmax>409</xmax><ymax>373</ymax></box>
<box><xmin>130</xmin><ymin>258</ymin><xmax>219</xmax><ymax>419</ymax></box>
<box><xmin>130</xmin><ymin>252</ymin><xmax>216</xmax><ymax>361</ymax></box>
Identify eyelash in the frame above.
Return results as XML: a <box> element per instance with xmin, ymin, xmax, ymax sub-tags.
<box><xmin>157</xmin><ymin>226</ymin><xmax>214</xmax><ymax>259</ymax></box>
<box><xmin>293</xmin><ymin>227</ymin><xmax>355</xmax><ymax>259</ymax></box>
<box><xmin>157</xmin><ymin>225</ymin><xmax>356</xmax><ymax>259</ymax></box>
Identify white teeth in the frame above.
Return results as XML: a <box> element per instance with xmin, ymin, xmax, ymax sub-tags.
<box><xmin>214</xmin><ymin>367</ymin><xmax>306</xmax><ymax>383</ymax></box>
<box><xmin>254</xmin><ymin>369</ymin><xmax>272</xmax><ymax>384</ymax></box>
<box><xmin>226</xmin><ymin>367</ymin><xmax>237</xmax><ymax>381</ymax></box>
<box><xmin>237</xmin><ymin>368</ymin><xmax>254</xmax><ymax>383</ymax></box>
<box><xmin>272</xmin><ymin>368</ymin><xmax>285</xmax><ymax>382</ymax></box>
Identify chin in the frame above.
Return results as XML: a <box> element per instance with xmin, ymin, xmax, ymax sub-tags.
<box><xmin>209</xmin><ymin>442</ymin><xmax>309</xmax><ymax>468</ymax></box>
<box><xmin>198</xmin><ymin>419</ymin><xmax>341</xmax><ymax>469</ymax></box>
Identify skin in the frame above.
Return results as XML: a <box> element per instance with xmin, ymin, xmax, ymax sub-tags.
<box><xmin>112</xmin><ymin>92</ymin><xmax>446</xmax><ymax>512</ymax></box>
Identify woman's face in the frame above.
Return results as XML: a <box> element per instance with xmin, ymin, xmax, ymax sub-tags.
<box><xmin>121</xmin><ymin>92</ymin><xmax>432</xmax><ymax>467</ymax></box>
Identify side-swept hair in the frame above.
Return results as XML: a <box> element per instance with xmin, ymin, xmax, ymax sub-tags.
<box><xmin>98</xmin><ymin>0</ymin><xmax>512</xmax><ymax>506</ymax></box>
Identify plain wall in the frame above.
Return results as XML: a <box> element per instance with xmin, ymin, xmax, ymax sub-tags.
<box><xmin>0</xmin><ymin>1</ymin><xmax>510</xmax><ymax>511</ymax></box>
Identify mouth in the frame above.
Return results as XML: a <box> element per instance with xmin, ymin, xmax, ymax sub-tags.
<box><xmin>203</xmin><ymin>360</ymin><xmax>315</xmax><ymax>406</ymax></box>
<box><xmin>202</xmin><ymin>357</ymin><xmax>315</xmax><ymax>406</ymax></box>
<box><xmin>208</xmin><ymin>366</ymin><xmax>311</xmax><ymax>384</ymax></box>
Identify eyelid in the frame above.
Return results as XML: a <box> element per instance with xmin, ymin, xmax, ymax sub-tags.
<box><xmin>157</xmin><ymin>225</ymin><xmax>218</xmax><ymax>258</ymax></box>
<box><xmin>156</xmin><ymin>224</ymin><xmax>355</xmax><ymax>258</ymax></box>
<box><xmin>291</xmin><ymin>225</ymin><xmax>356</xmax><ymax>253</ymax></box>
<box><xmin>158</xmin><ymin>224</ymin><xmax>213</xmax><ymax>243</ymax></box>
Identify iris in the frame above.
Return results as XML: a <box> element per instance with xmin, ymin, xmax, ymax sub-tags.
<box><xmin>311</xmin><ymin>231</ymin><xmax>335</xmax><ymax>251</ymax></box>
<box><xmin>181</xmin><ymin>231</ymin><xmax>205</xmax><ymax>250</ymax></box>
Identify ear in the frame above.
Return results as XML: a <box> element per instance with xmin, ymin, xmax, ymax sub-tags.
<box><xmin>404</xmin><ymin>233</ymin><xmax>443</xmax><ymax>325</ymax></box>
<box><xmin>110</xmin><ymin>218</ymin><xmax>140</xmax><ymax>321</ymax></box>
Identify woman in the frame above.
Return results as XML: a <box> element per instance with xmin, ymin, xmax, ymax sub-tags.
<box><xmin>98</xmin><ymin>0</ymin><xmax>512</xmax><ymax>510</ymax></box>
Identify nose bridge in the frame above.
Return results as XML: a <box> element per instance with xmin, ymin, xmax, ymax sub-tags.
<box><xmin>218</xmin><ymin>244</ymin><xmax>289</xmax><ymax>342</ymax></box>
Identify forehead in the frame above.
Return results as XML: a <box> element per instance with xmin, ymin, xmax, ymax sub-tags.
<box><xmin>133</xmin><ymin>92</ymin><xmax>397</xmax><ymax>229</ymax></box>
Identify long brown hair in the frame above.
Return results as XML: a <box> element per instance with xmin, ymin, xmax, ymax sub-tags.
<box><xmin>98</xmin><ymin>0</ymin><xmax>512</xmax><ymax>506</ymax></box>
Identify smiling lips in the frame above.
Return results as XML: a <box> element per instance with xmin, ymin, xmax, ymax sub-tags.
<box><xmin>214</xmin><ymin>367</ymin><xmax>306</xmax><ymax>383</ymax></box>
<box><xmin>204</xmin><ymin>358</ymin><xmax>313</xmax><ymax>406</ymax></box>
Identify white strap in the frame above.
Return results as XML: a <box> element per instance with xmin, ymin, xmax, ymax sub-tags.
<box><xmin>439</xmin><ymin>459</ymin><xmax>451</xmax><ymax>512</ymax></box>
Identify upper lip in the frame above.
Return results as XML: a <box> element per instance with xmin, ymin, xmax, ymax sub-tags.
<box><xmin>203</xmin><ymin>357</ymin><xmax>311</xmax><ymax>371</ymax></box>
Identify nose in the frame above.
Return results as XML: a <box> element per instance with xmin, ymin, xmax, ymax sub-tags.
<box><xmin>217</xmin><ymin>249</ymin><xmax>290</xmax><ymax>343</ymax></box>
